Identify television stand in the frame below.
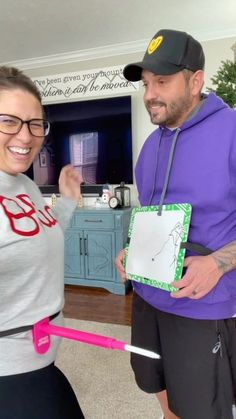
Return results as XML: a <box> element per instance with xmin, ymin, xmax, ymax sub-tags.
<box><xmin>64</xmin><ymin>206</ymin><xmax>132</xmax><ymax>295</ymax></box>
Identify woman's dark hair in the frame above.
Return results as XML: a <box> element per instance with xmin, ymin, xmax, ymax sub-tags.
<box><xmin>0</xmin><ymin>66</ymin><xmax>42</xmax><ymax>105</ymax></box>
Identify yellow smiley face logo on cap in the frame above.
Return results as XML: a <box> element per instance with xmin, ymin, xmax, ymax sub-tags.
<box><xmin>147</xmin><ymin>35</ymin><xmax>163</xmax><ymax>54</ymax></box>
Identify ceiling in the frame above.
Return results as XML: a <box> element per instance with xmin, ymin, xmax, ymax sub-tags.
<box><xmin>1</xmin><ymin>0</ymin><xmax>236</xmax><ymax>69</ymax></box>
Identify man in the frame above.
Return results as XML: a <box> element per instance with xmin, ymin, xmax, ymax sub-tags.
<box><xmin>116</xmin><ymin>29</ymin><xmax>236</xmax><ymax>419</ymax></box>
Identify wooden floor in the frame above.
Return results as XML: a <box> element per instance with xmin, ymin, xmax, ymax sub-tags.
<box><xmin>63</xmin><ymin>285</ymin><xmax>133</xmax><ymax>326</ymax></box>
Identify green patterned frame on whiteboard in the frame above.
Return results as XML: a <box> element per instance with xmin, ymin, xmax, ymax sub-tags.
<box><xmin>124</xmin><ymin>203</ymin><xmax>192</xmax><ymax>292</ymax></box>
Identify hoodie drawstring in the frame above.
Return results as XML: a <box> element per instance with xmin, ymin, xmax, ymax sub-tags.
<box><xmin>158</xmin><ymin>127</ymin><xmax>181</xmax><ymax>215</ymax></box>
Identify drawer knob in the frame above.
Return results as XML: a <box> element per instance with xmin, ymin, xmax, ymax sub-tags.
<box><xmin>84</xmin><ymin>219</ymin><xmax>103</xmax><ymax>223</ymax></box>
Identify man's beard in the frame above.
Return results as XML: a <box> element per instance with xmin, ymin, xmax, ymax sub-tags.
<box><xmin>146</xmin><ymin>90</ymin><xmax>192</xmax><ymax>127</ymax></box>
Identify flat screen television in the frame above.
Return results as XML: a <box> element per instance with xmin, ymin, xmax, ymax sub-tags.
<box><xmin>26</xmin><ymin>95</ymin><xmax>133</xmax><ymax>195</ymax></box>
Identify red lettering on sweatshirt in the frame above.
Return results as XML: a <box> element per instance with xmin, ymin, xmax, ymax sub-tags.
<box><xmin>0</xmin><ymin>194</ymin><xmax>58</xmax><ymax>236</ymax></box>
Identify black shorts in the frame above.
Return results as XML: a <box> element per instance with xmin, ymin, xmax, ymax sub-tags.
<box><xmin>131</xmin><ymin>291</ymin><xmax>236</xmax><ymax>419</ymax></box>
<box><xmin>0</xmin><ymin>363</ymin><xmax>84</xmax><ymax>419</ymax></box>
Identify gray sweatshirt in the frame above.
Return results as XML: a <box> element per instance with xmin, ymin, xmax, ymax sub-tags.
<box><xmin>0</xmin><ymin>171</ymin><xmax>76</xmax><ymax>376</ymax></box>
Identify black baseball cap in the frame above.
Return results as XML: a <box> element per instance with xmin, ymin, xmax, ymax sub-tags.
<box><xmin>123</xmin><ymin>29</ymin><xmax>205</xmax><ymax>81</ymax></box>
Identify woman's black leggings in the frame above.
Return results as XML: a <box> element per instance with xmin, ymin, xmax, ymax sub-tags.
<box><xmin>0</xmin><ymin>363</ymin><xmax>85</xmax><ymax>419</ymax></box>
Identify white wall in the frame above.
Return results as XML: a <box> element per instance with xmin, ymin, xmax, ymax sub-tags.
<box><xmin>26</xmin><ymin>36</ymin><xmax>236</xmax><ymax>205</ymax></box>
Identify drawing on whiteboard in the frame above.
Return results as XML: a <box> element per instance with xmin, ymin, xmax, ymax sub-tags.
<box><xmin>151</xmin><ymin>221</ymin><xmax>183</xmax><ymax>270</ymax></box>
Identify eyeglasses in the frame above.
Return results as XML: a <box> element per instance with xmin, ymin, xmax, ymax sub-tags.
<box><xmin>0</xmin><ymin>114</ymin><xmax>50</xmax><ymax>137</ymax></box>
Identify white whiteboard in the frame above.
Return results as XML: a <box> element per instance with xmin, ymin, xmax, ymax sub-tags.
<box><xmin>125</xmin><ymin>204</ymin><xmax>191</xmax><ymax>291</ymax></box>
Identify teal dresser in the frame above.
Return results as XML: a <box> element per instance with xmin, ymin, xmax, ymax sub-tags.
<box><xmin>64</xmin><ymin>207</ymin><xmax>132</xmax><ymax>295</ymax></box>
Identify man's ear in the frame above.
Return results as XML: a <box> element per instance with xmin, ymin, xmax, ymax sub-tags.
<box><xmin>191</xmin><ymin>70</ymin><xmax>205</xmax><ymax>96</ymax></box>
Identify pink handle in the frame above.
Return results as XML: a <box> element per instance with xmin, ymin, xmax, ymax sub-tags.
<box><xmin>32</xmin><ymin>318</ymin><xmax>126</xmax><ymax>354</ymax></box>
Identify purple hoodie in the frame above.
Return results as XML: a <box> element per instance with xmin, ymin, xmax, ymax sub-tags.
<box><xmin>134</xmin><ymin>93</ymin><xmax>236</xmax><ymax>319</ymax></box>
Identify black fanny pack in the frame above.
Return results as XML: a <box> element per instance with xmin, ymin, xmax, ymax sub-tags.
<box><xmin>180</xmin><ymin>241</ymin><xmax>213</xmax><ymax>256</ymax></box>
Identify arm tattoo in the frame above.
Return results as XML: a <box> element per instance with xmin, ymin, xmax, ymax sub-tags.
<box><xmin>212</xmin><ymin>240</ymin><xmax>236</xmax><ymax>274</ymax></box>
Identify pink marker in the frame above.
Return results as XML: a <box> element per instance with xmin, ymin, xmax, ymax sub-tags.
<box><xmin>32</xmin><ymin>318</ymin><xmax>160</xmax><ymax>359</ymax></box>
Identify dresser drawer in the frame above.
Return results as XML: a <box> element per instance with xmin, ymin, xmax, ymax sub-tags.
<box><xmin>72</xmin><ymin>213</ymin><xmax>114</xmax><ymax>229</ymax></box>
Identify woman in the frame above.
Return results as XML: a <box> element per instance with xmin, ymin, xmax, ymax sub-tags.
<box><xmin>0</xmin><ymin>66</ymin><xmax>85</xmax><ymax>419</ymax></box>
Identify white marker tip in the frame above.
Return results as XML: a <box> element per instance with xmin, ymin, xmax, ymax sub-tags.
<box><xmin>125</xmin><ymin>344</ymin><xmax>161</xmax><ymax>359</ymax></box>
